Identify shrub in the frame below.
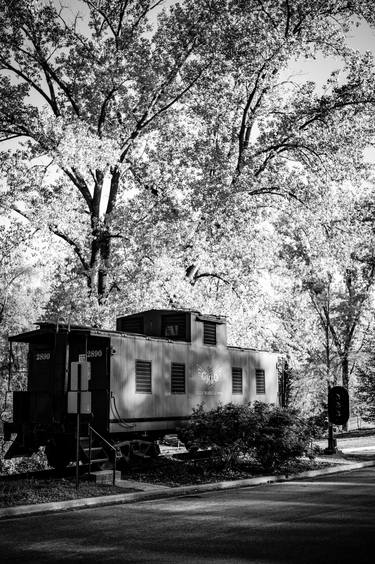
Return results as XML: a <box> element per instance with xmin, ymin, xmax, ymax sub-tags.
<box><xmin>306</xmin><ymin>411</ymin><xmax>328</xmax><ymax>439</ymax></box>
<box><xmin>179</xmin><ymin>403</ymin><xmax>257</xmax><ymax>468</ymax></box>
<box><xmin>249</xmin><ymin>402</ymin><xmax>314</xmax><ymax>471</ymax></box>
<box><xmin>0</xmin><ymin>442</ymin><xmax>49</xmax><ymax>475</ymax></box>
<box><xmin>179</xmin><ymin>401</ymin><xmax>316</xmax><ymax>472</ymax></box>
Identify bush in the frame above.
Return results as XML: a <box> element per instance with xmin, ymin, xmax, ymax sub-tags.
<box><xmin>179</xmin><ymin>403</ymin><xmax>256</xmax><ymax>468</ymax></box>
<box><xmin>306</xmin><ymin>411</ymin><xmax>328</xmax><ymax>439</ymax></box>
<box><xmin>250</xmin><ymin>402</ymin><xmax>315</xmax><ymax>471</ymax></box>
<box><xmin>179</xmin><ymin>402</ymin><xmax>316</xmax><ymax>472</ymax></box>
<box><xmin>0</xmin><ymin>442</ymin><xmax>49</xmax><ymax>475</ymax></box>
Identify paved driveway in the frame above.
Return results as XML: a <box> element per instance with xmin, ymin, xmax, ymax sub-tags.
<box><xmin>1</xmin><ymin>467</ymin><xmax>375</xmax><ymax>563</ymax></box>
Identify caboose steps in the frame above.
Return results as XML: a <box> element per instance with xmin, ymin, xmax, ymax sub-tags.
<box><xmin>88</xmin><ymin>469</ymin><xmax>121</xmax><ymax>484</ymax></box>
<box><xmin>79</xmin><ymin>436</ymin><xmax>114</xmax><ymax>469</ymax></box>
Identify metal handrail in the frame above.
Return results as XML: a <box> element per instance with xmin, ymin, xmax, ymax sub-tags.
<box><xmin>88</xmin><ymin>424</ymin><xmax>118</xmax><ymax>486</ymax></box>
<box><xmin>89</xmin><ymin>424</ymin><xmax>117</xmax><ymax>452</ymax></box>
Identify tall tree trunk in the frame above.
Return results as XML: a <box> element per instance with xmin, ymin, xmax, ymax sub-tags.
<box><xmin>62</xmin><ymin>166</ymin><xmax>120</xmax><ymax>299</ymax></box>
<box><xmin>341</xmin><ymin>354</ymin><xmax>349</xmax><ymax>390</ymax></box>
<box><xmin>88</xmin><ymin>227</ymin><xmax>112</xmax><ymax>300</ymax></box>
<box><xmin>98</xmin><ymin>229</ymin><xmax>111</xmax><ymax>300</ymax></box>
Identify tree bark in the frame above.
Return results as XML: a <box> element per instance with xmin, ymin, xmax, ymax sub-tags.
<box><xmin>341</xmin><ymin>354</ymin><xmax>349</xmax><ymax>390</ymax></box>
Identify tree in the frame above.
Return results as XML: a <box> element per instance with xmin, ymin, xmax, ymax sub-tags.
<box><xmin>278</xmin><ymin>179</ymin><xmax>375</xmax><ymax>394</ymax></box>
<box><xmin>1</xmin><ymin>0</ymin><xmax>374</xmax><ymax>305</ymax></box>
<box><xmin>0</xmin><ymin>219</ymin><xmax>49</xmax><ymax>430</ymax></box>
<box><xmin>0</xmin><ymin>0</ymin><xmax>211</xmax><ymax>298</ymax></box>
<box><xmin>355</xmin><ymin>346</ymin><xmax>375</xmax><ymax>423</ymax></box>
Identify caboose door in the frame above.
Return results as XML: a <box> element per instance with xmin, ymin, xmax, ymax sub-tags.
<box><xmin>69</xmin><ymin>336</ymin><xmax>110</xmax><ymax>433</ymax></box>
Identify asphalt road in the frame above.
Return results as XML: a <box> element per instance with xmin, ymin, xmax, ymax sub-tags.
<box><xmin>1</xmin><ymin>466</ymin><xmax>375</xmax><ymax>564</ymax></box>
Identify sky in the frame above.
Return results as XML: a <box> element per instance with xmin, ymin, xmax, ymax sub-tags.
<box><xmin>288</xmin><ymin>18</ymin><xmax>375</xmax><ymax>86</ymax></box>
<box><xmin>292</xmin><ymin>18</ymin><xmax>375</xmax><ymax>162</ymax></box>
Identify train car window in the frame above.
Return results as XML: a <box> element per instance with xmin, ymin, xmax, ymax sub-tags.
<box><xmin>119</xmin><ymin>316</ymin><xmax>144</xmax><ymax>334</ymax></box>
<box><xmin>171</xmin><ymin>363</ymin><xmax>186</xmax><ymax>394</ymax></box>
<box><xmin>161</xmin><ymin>314</ymin><xmax>187</xmax><ymax>341</ymax></box>
<box><xmin>135</xmin><ymin>360</ymin><xmax>152</xmax><ymax>393</ymax></box>
<box><xmin>232</xmin><ymin>367</ymin><xmax>243</xmax><ymax>394</ymax></box>
<box><xmin>203</xmin><ymin>322</ymin><xmax>217</xmax><ymax>345</ymax></box>
<box><xmin>256</xmin><ymin>369</ymin><xmax>266</xmax><ymax>394</ymax></box>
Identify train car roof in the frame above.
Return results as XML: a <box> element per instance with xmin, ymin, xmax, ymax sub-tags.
<box><xmin>9</xmin><ymin>322</ymin><xmax>115</xmax><ymax>343</ymax></box>
<box><xmin>118</xmin><ymin>308</ymin><xmax>201</xmax><ymax>316</ymax></box>
<box><xmin>228</xmin><ymin>345</ymin><xmax>279</xmax><ymax>354</ymax></box>
<box><xmin>9</xmin><ymin>319</ymin><xmax>278</xmax><ymax>354</ymax></box>
<box><xmin>10</xmin><ymin>321</ymin><xmax>196</xmax><ymax>343</ymax></box>
<box><xmin>117</xmin><ymin>308</ymin><xmax>227</xmax><ymax>323</ymax></box>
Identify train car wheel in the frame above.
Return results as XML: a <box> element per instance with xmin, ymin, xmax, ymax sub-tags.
<box><xmin>45</xmin><ymin>439</ymin><xmax>71</xmax><ymax>471</ymax></box>
<box><xmin>118</xmin><ymin>440</ymin><xmax>160</xmax><ymax>465</ymax></box>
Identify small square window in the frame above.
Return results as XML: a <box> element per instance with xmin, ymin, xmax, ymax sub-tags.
<box><xmin>161</xmin><ymin>314</ymin><xmax>186</xmax><ymax>341</ymax></box>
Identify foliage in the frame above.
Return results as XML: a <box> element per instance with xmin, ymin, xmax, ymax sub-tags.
<box><xmin>1</xmin><ymin>0</ymin><xmax>374</xmax><ymax>304</ymax></box>
<box><xmin>0</xmin><ymin>219</ymin><xmax>53</xmax><ymax>426</ymax></box>
<box><xmin>355</xmin><ymin>353</ymin><xmax>375</xmax><ymax>423</ymax></box>
<box><xmin>0</xmin><ymin>0</ymin><xmax>375</xmax><ymax>427</ymax></box>
<box><xmin>179</xmin><ymin>401</ymin><xmax>315</xmax><ymax>471</ymax></box>
<box><xmin>0</xmin><ymin>476</ymin><xmax>123</xmax><ymax>507</ymax></box>
<box><xmin>275</xmin><ymin>181</ymin><xmax>375</xmax><ymax>396</ymax></box>
<box><xmin>0</xmin><ymin>444</ymin><xmax>49</xmax><ymax>475</ymax></box>
<box><xmin>306</xmin><ymin>410</ymin><xmax>329</xmax><ymax>439</ymax></box>
<box><xmin>178</xmin><ymin>402</ymin><xmax>254</xmax><ymax>468</ymax></box>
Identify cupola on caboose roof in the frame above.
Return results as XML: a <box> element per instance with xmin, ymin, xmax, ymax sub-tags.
<box><xmin>116</xmin><ymin>309</ymin><xmax>227</xmax><ymax>346</ymax></box>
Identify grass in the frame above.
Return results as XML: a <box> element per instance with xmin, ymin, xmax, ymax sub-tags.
<box><xmin>0</xmin><ymin>457</ymin><xmax>328</xmax><ymax>507</ymax></box>
<box><xmin>0</xmin><ymin>455</ymin><xmax>331</xmax><ymax>508</ymax></box>
<box><xmin>0</xmin><ymin>477</ymin><xmax>128</xmax><ymax>508</ymax></box>
<box><xmin>2</xmin><ymin>428</ymin><xmax>374</xmax><ymax>509</ymax></box>
<box><xmin>2</xmin><ymin>429</ymin><xmax>375</xmax><ymax>508</ymax></box>
<box><xmin>122</xmin><ymin>455</ymin><xmax>329</xmax><ymax>487</ymax></box>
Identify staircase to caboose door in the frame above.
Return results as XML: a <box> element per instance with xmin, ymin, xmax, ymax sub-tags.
<box><xmin>79</xmin><ymin>436</ymin><xmax>111</xmax><ymax>468</ymax></box>
<box><xmin>79</xmin><ymin>425</ymin><xmax>120</xmax><ymax>485</ymax></box>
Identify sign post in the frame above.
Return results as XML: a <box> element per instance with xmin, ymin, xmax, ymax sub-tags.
<box><xmin>68</xmin><ymin>360</ymin><xmax>91</xmax><ymax>489</ymax></box>
<box><xmin>325</xmin><ymin>385</ymin><xmax>350</xmax><ymax>454</ymax></box>
<box><xmin>76</xmin><ymin>393</ymin><xmax>80</xmax><ymax>490</ymax></box>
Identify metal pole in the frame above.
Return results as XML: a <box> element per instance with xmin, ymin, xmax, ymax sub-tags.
<box><xmin>5</xmin><ymin>341</ymin><xmax>12</xmax><ymax>413</ymax></box>
<box><xmin>76</xmin><ymin>364</ymin><xmax>82</xmax><ymax>489</ymax></box>
<box><xmin>76</xmin><ymin>409</ymin><xmax>80</xmax><ymax>489</ymax></box>
<box><xmin>64</xmin><ymin>325</ymin><xmax>70</xmax><ymax>393</ymax></box>
<box><xmin>325</xmin><ymin>422</ymin><xmax>336</xmax><ymax>454</ymax></box>
<box><xmin>113</xmin><ymin>450</ymin><xmax>116</xmax><ymax>486</ymax></box>
<box><xmin>88</xmin><ymin>425</ymin><xmax>92</xmax><ymax>479</ymax></box>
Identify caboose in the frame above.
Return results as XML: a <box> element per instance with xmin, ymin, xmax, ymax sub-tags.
<box><xmin>4</xmin><ymin>309</ymin><xmax>280</xmax><ymax>468</ymax></box>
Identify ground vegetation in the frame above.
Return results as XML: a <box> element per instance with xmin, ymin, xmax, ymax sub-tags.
<box><xmin>178</xmin><ymin>401</ymin><xmax>317</xmax><ymax>472</ymax></box>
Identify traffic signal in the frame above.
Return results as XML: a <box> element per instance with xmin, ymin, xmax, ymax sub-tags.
<box><xmin>328</xmin><ymin>386</ymin><xmax>349</xmax><ymax>425</ymax></box>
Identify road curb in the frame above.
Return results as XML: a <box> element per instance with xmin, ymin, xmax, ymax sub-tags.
<box><xmin>1</xmin><ymin>458</ymin><xmax>375</xmax><ymax>520</ymax></box>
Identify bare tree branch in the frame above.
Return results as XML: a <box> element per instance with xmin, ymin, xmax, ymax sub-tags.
<box><xmin>48</xmin><ymin>224</ymin><xmax>90</xmax><ymax>272</ymax></box>
<box><xmin>62</xmin><ymin>167</ymin><xmax>94</xmax><ymax>214</ymax></box>
<box><xmin>98</xmin><ymin>87</ymin><xmax>117</xmax><ymax>137</ymax></box>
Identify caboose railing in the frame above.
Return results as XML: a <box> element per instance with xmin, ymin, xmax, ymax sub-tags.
<box><xmin>88</xmin><ymin>424</ymin><xmax>117</xmax><ymax>485</ymax></box>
